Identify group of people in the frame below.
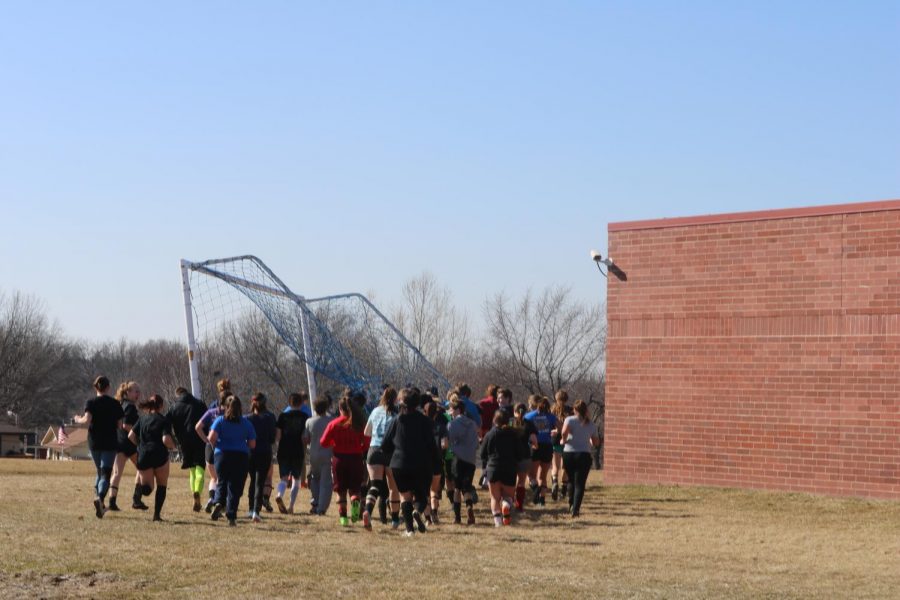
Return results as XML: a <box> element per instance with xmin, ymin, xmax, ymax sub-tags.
<box><xmin>76</xmin><ymin>377</ymin><xmax>600</xmax><ymax>534</ymax></box>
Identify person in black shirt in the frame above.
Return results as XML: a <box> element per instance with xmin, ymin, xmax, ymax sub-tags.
<box><xmin>165</xmin><ymin>386</ymin><xmax>209</xmax><ymax>511</ymax></box>
<box><xmin>512</xmin><ymin>402</ymin><xmax>537</xmax><ymax>512</ymax></box>
<box><xmin>247</xmin><ymin>392</ymin><xmax>276</xmax><ymax>523</ymax></box>
<box><xmin>275</xmin><ymin>392</ymin><xmax>309</xmax><ymax>514</ymax></box>
<box><xmin>381</xmin><ymin>388</ymin><xmax>437</xmax><ymax>536</ymax></box>
<box><xmin>481</xmin><ymin>411</ymin><xmax>526</xmax><ymax>527</ymax></box>
<box><xmin>128</xmin><ymin>394</ymin><xmax>176</xmax><ymax>521</ymax></box>
<box><xmin>75</xmin><ymin>376</ymin><xmax>125</xmax><ymax>519</ymax></box>
<box><xmin>423</xmin><ymin>396</ymin><xmax>449</xmax><ymax>525</ymax></box>
<box><xmin>108</xmin><ymin>381</ymin><xmax>141</xmax><ymax>511</ymax></box>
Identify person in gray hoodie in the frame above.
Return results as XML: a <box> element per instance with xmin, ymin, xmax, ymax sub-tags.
<box><xmin>305</xmin><ymin>395</ymin><xmax>335</xmax><ymax>515</ymax></box>
<box><xmin>447</xmin><ymin>397</ymin><xmax>479</xmax><ymax>525</ymax></box>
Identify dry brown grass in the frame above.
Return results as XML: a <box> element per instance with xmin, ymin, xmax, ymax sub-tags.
<box><xmin>0</xmin><ymin>460</ymin><xmax>898</xmax><ymax>599</ymax></box>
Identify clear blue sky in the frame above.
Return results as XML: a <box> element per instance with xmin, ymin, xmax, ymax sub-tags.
<box><xmin>2</xmin><ymin>1</ymin><xmax>898</xmax><ymax>342</ymax></box>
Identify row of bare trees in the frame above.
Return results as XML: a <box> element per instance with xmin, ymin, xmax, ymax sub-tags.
<box><xmin>0</xmin><ymin>276</ymin><xmax>605</xmax><ymax>434</ymax></box>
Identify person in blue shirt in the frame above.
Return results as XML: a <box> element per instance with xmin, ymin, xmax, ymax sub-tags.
<box><xmin>455</xmin><ymin>383</ymin><xmax>482</xmax><ymax>426</ymax></box>
<box><xmin>362</xmin><ymin>386</ymin><xmax>399</xmax><ymax>529</ymax></box>
<box><xmin>207</xmin><ymin>395</ymin><xmax>256</xmax><ymax>526</ymax></box>
<box><xmin>524</xmin><ymin>395</ymin><xmax>557</xmax><ymax>506</ymax></box>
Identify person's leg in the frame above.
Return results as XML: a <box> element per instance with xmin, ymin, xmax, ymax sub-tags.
<box><xmin>501</xmin><ymin>483</ymin><xmax>516</xmax><ymax>524</ymax></box>
<box><xmin>562</xmin><ymin>453</ymin><xmax>577</xmax><ymax>511</ymax></box>
<box><xmin>211</xmin><ymin>452</ymin><xmax>228</xmax><ymax>520</ymax></box>
<box><xmin>551</xmin><ymin>451</ymin><xmax>562</xmax><ymax>500</ymax></box>
<box><xmin>262</xmin><ymin>462</ymin><xmax>274</xmax><ymax>511</ymax></box>
<box><xmin>247</xmin><ymin>459</ymin><xmax>258</xmax><ymax>516</ymax></box>
<box><xmin>528</xmin><ymin>459</ymin><xmax>540</xmax><ymax>502</ymax></box>
<box><xmin>253</xmin><ymin>461</ymin><xmax>267</xmax><ymax>519</ymax></box>
<box><xmin>537</xmin><ymin>460</ymin><xmax>551</xmax><ymax>504</ymax></box>
<box><xmin>206</xmin><ymin>449</ymin><xmax>218</xmax><ymax>509</ymax></box>
<box><xmin>153</xmin><ymin>462</ymin><xmax>170</xmax><ymax>521</ymax></box>
<box><xmin>288</xmin><ymin>467</ymin><xmax>301</xmax><ymax>513</ymax></box>
<box><xmin>226</xmin><ymin>453</ymin><xmax>249</xmax><ymax>523</ymax></box>
<box><xmin>364</xmin><ymin>464</ymin><xmax>385</xmax><ymax>528</ymax></box>
<box><xmin>399</xmin><ymin>490</ymin><xmax>415</xmax><ymax>534</ymax></box>
<box><xmin>318</xmin><ymin>461</ymin><xmax>333</xmax><ymax>515</ymax></box>
<box><xmin>386</xmin><ymin>468</ymin><xmax>400</xmax><ymax>527</ymax></box>
<box><xmin>572</xmin><ymin>453</ymin><xmax>591</xmax><ymax>516</ymax></box>
<box><xmin>191</xmin><ymin>465</ymin><xmax>205</xmax><ymax>510</ymax></box>
<box><xmin>428</xmin><ymin>474</ymin><xmax>441</xmax><ymax>523</ymax></box>
<box><xmin>109</xmin><ymin>452</ymin><xmax>127</xmax><ymax>509</ymax></box>
<box><xmin>89</xmin><ymin>451</ymin><xmax>105</xmax><ymax>517</ymax></box>
<box><xmin>489</xmin><ymin>481</ymin><xmax>503</xmax><ymax>527</ymax></box>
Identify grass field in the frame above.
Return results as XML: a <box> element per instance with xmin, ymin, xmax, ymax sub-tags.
<box><xmin>0</xmin><ymin>461</ymin><xmax>898</xmax><ymax>599</ymax></box>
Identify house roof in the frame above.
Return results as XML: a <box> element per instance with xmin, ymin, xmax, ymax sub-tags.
<box><xmin>40</xmin><ymin>424</ymin><xmax>89</xmax><ymax>449</ymax></box>
<box><xmin>0</xmin><ymin>424</ymin><xmax>30</xmax><ymax>435</ymax></box>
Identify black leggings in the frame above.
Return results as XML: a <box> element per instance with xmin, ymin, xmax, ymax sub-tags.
<box><xmin>562</xmin><ymin>452</ymin><xmax>592</xmax><ymax>514</ymax></box>
<box><xmin>248</xmin><ymin>451</ymin><xmax>272</xmax><ymax>514</ymax></box>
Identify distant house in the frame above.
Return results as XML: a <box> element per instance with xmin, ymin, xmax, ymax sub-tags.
<box><xmin>0</xmin><ymin>423</ymin><xmax>30</xmax><ymax>456</ymax></box>
<box><xmin>40</xmin><ymin>424</ymin><xmax>91</xmax><ymax>460</ymax></box>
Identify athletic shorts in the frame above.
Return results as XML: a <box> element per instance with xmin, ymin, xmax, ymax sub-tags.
<box><xmin>392</xmin><ymin>468</ymin><xmax>430</xmax><ymax>495</ymax></box>
<box><xmin>484</xmin><ymin>467</ymin><xmax>517</xmax><ymax>487</ymax></box>
<box><xmin>451</xmin><ymin>458</ymin><xmax>476</xmax><ymax>492</ymax></box>
<box><xmin>431</xmin><ymin>454</ymin><xmax>443</xmax><ymax>477</ymax></box>
<box><xmin>366</xmin><ymin>446</ymin><xmax>389</xmax><ymax>467</ymax></box>
<box><xmin>552</xmin><ymin>444</ymin><xmax>564</xmax><ymax>454</ymax></box>
<box><xmin>119</xmin><ymin>441</ymin><xmax>137</xmax><ymax>458</ymax></box>
<box><xmin>249</xmin><ymin>450</ymin><xmax>273</xmax><ymax>473</ymax></box>
<box><xmin>331</xmin><ymin>453</ymin><xmax>365</xmax><ymax>495</ymax></box>
<box><xmin>531</xmin><ymin>443</ymin><xmax>553</xmax><ymax>464</ymax></box>
<box><xmin>137</xmin><ymin>450</ymin><xmax>169</xmax><ymax>471</ymax></box>
<box><xmin>205</xmin><ymin>444</ymin><xmax>215</xmax><ymax>465</ymax></box>
<box><xmin>517</xmin><ymin>458</ymin><xmax>532</xmax><ymax>475</ymax></box>
<box><xmin>278</xmin><ymin>453</ymin><xmax>305</xmax><ymax>479</ymax></box>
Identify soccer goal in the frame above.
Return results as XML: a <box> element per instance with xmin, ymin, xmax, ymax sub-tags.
<box><xmin>179</xmin><ymin>255</ymin><xmax>450</xmax><ymax>408</ymax></box>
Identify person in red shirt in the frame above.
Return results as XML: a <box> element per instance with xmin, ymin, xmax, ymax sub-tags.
<box><xmin>319</xmin><ymin>390</ymin><xmax>370</xmax><ymax>526</ymax></box>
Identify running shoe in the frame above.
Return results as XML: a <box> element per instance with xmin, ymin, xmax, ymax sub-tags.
<box><xmin>192</xmin><ymin>493</ymin><xmax>202</xmax><ymax>512</ymax></box>
<box><xmin>211</xmin><ymin>503</ymin><xmax>224</xmax><ymax>521</ymax></box>
<box><xmin>228</xmin><ymin>518</ymin><xmax>237</xmax><ymax>527</ymax></box>
<box><xmin>204</xmin><ymin>498</ymin><xmax>215</xmax><ymax>513</ymax></box>
<box><xmin>350</xmin><ymin>496</ymin><xmax>361</xmax><ymax>523</ymax></box>
<box><xmin>275</xmin><ymin>497</ymin><xmax>288</xmax><ymax>514</ymax></box>
<box><xmin>339</xmin><ymin>516</ymin><xmax>350</xmax><ymax>527</ymax></box>
<box><xmin>470</xmin><ymin>489</ymin><xmax>478</xmax><ymax>504</ymax></box>
<box><xmin>493</xmin><ymin>514</ymin><xmax>503</xmax><ymax>527</ymax></box>
<box><xmin>152</xmin><ymin>514</ymin><xmax>163</xmax><ymax>522</ymax></box>
<box><xmin>538</xmin><ymin>494</ymin><xmax>546</xmax><ymax>507</ymax></box>
<box><xmin>252</xmin><ymin>512</ymin><xmax>261</xmax><ymax>524</ymax></box>
<box><xmin>133</xmin><ymin>500</ymin><xmax>149</xmax><ymax>511</ymax></box>
<box><xmin>560</xmin><ymin>484</ymin><xmax>568</xmax><ymax>499</ymax></box>
<box><xmin>262</xmin><ymin>497</ymin><xmax>274</xmax><ymax>513</ymax></box>
<box><xmin>391</xmin><ymin>517</ymin><xmax>400</xmax><ymax>530</ymax></box>
<box><xmin>551</xmin><ymin>482</ymin><xmax>559</xmax><ymax>502</ymax></box>
<box><xmin>93</xmin><ymin>498</ymin><xmax>104</xmax><ymax>519</ymax></box>
<box><xmin>501</xmin><ymin>500</ymin><xmax>512</xmax><ymax>526</ymax></box>
<box><xmin>403</xmin><ymin>530</ymin><xmax>415</xmax><ymax>538</ymax></box>
<box><xmin>412</xmin><ymin>510</ymin><xmax>427</xmax><ymax>533</ymax></box>
<box><xmin>107</xmin><ymin>498</ymin><xmax>120</xmax><ymax>512</ymax></box>
<box><xmin>431</xmin><ymin>511</ymin><xmax>440</xmax><ymax>525</ymax></box>
<box><xmin>466</xmin><ymin>505</ymin><xmax>476</xmax><ymax>525</ymax></box>
<box><xmin>362</xmin><ymin>510</ymin><xmax>372</xmax><ymax>531</ymax></box>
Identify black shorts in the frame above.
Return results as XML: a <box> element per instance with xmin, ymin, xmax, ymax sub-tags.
<box><xmin>366</xmin><ymin>446</ymin><xmax>389</xmax><ymax>467</ymax></box>
<box><xmin>205</xmin><ymin>444</ymin><xmax>215</xmax><ymax>465</ymax></box>
<box><xmin>278</xmin><ymin>453</ymin><xmax>305</xmax><ymax>479</ymax></box>
<box><xmin>485</xmin><ymin>467</ymin><xmax>517</xmax><ymax>487</ymax></box>
<box><xmin>137</xmin><ymin>450</ymin><xmax>169</xmax><ymax>471</ymax></box>
<box><xmin>392</xmin><ymin>468</ymin><xmax>430</xmax><ymax>495</ymax></box>
<box><xmin>249</xmin><ymin>450</ymin><xmax>273</xmax><ymax>473</ymax></box>
<box><xmin>451</xmin><ymin>458</ymin><xmax>476</xmax><ymax>492</ymax></box>
<box><xmin>531</xmin><ymin>443</ymin><xmax>553</xmax><ymax>464</ymax></box>
<box><xmin>118</xmin><ymin>439</ymin><xmax>137</xmax><ymax>458</ymax></box>
<box><xmin>431</xmin><ymin>454</ymin><xmax>443</xmax><ymax>477</ymax></box>
<box><xmin>180</xmin><ymin>442</ymin><xmax>207</xmax><ymax>470</ymax></box>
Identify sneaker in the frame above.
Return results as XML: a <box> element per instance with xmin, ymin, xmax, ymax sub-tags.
<box><xmin>262</xmin><ymin>497</ymin><xmax>274</xmax><ymax>513</ymax></box>
<box><xmin>204</xmin><ymin>498</ymin><xmax>215</xmax><ymax>514</ymax></box>
<box><xmin>152</xmin><ymin>514</ymin><xmax>163</xmax><ymax>522</ymax></box>
<box><xmin>350</xmin><ymin>496</ymin><xmax>361</xmax><ymax>523</ymax></box>
<box><xmin>413</xmin><ymin>510</ymin><xmax>427</xmax><ymax>533</ymax></box>
<box><xmin>309</xmin><ymin>506</ymin><xmax>318</xmax><ymax>515</ymax></box>
<box><xmin>551</xmin><ymin>482</ymin><xmax>559</xmax><ymax>502</ymax></box>
<box><xmin>275</xmin><ymin>497</ymin><xmax>288</xmax><ymax>514</ymax></box>
<box><xmin>453</xmin><ymin>515</ymin><xmax>462</xmax><ymax>525</ymax></box>
<box><xmin>466</xmin><ymin>505</ymin><xmax>476</xmax><ymax>525</ymax></box>
<box><xmin>362</xmin><ymin>510</ymin><xmax>372</xmax><ymax>531</ymax></box>
<box><xmin>532</xmin><ymin>486</ymin><xmax>541</xmax><ymax>505</ymax></box>
<box><xmin>211</xmin><ymin>503</ymin><xmax>224</xmax><ymax>521</ymax></box>
<box><xmin>192</xmin><ymin>494</ymin><xmax>202</xmax><ymax>512</ymax></box>
<box><xmin>561</xmin><ymin>484</ymin><xmax>569</xmax><ymax>499</ymax></box>
<box><xmin>228</xmin><ymin>518</ymin><xmax>237</xmax><ymax>527</ymax></box>
<box><xmin>133</xmin><ymin>500</ymin><xmax>149</xmax><ymax>511</ymax></box>
<box><xmin>470</xmin><ymin>489</ymin><xmax>478</xmax><ymax>504</ymax></box>
<box><xmin>403</xmin><ymin>530</ymin><xmax>416</xmax><ymax>538</ymax></box>
<box><xmin>107</xmin><ymin>499</ymin><xmax>120</xmax><ymax>512</ymax></box>
<box><xmin>339</xmin><ymin>516</ymin><xmax>350</xmax><ymax>527</ymax></box>
<box><xmin>391</xmin><ymin>518</ymin><xmax>400</xmax><ymax>530</ymax></box>
<box><xmin>431</xmin><ymin>511</ymin><xmax>440</xmax><ymax>525</ymax></box>
<box><xmin>501</xmin><ymin>500</ymin><xmax>512</xmax><ymax>526</ymax></box>
<box><xmin>493</xmin><ymin>515</ymin><xmax>503</xmax><ymax>528</ymax></box>
<box><xmin>93</xmin><ymin>499</ymin><xmax>104</xmax><ymax>519</ymax></box>
<box><xmin>538</xmin><ymin>494</ymin><xmax>546</xmax><ymax>507</ymax></box>
<box><xmin>252</xmin><ymin>513</ymin><xmax>261</xmax><ymax>524</ymax></box>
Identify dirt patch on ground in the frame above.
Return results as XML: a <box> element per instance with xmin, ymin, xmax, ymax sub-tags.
<box><xmin>0</xmin><ymin>570</ymin><xmax>129</xmax><ymax>599</ymax></box>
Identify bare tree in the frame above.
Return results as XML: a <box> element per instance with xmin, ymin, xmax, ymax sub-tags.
<box><xmin>391</xmin><ymin>272</ymin><xmax>472</xmax><ymax>377</ymax></box>
<box><xmin>483</xmin><ymin>286</ymin><xmax>605</xmax><ymax>398</ymax></box>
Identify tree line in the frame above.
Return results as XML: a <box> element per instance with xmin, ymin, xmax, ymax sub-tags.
<box><xmin>0</xmin><ymin>274</ymin><xmax>606</xmax><ymax>435</ymax></box>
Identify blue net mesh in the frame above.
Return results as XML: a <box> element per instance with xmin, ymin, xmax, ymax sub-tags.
<box><xmin>185</xmin><ymin>255</ymin><xmax>449</xmax><ymax>406</ymax></box>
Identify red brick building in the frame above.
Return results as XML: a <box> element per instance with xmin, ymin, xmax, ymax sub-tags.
<box><xmin>605</xmin><ymin>199</ymin><xmax>900</xmax><ymax>499</ymax></box>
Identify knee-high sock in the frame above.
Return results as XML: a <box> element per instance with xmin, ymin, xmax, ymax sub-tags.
<box><xmin>154</xmin><ymin>485</ymin><xmax>167</xmax><ymax>518</ymax></box>
<box><xmin>365</xmin><ymin>481</ymin><xmax>381</xmax><ymax>514</ymax></box>
<box><xmin>277</xmin><ymin>480</ymin><xmax>287</xmax><ymax>498</ymax></box>
<box><xmin>289</xmin><ymin>481</ymin><xmax>300</xmax><ymax>509</ymax></box>
<box><xmin>401</xmin><ymin>500</ymin><xmax>414</xmax><ymax>532</ymax></box>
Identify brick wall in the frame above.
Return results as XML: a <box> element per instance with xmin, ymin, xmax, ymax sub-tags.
<box><xmin>605</xmin><ymin>200</ymin><xmax>900</xmax><ymax>499</ymax></box>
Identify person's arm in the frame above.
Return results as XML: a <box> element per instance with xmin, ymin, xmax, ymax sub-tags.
<box><xmin>246</xmin><ymin>419</ymin><xmax>257</xmax><ymax>450</ymax></box>
<box><xmin>560</xmin><ymin>420</ymin><xmax>572</xmax><ymax>445</ymax></box>
<box><xmin>208</xmin><ymin>430</ymin><xmax>218</xmax><ymax>447</ymax></box>
<box><xmin>319</xmin><ymin>421</ymin><xmax>334</xmax><ymax>449</ymax></box>
<box><xmin>248</xmin><ymin>438</ymin><xmax>256</xmax><ymax>450</ymax></box>
<box><xmin>128</xmin><ymin>428</ymin><xmax>138</xmax><ymax>445</ymax></box>
<box><xmin>195</xmin><ymin>416</ymin><xmax>209</xmax><ymax>445</ymax></box>
<box><xmin>74</xmin><ymin>404</ymin><xmax>92</xmax><ymax>425</ymax></box>
<box><xmin>163</xmin><ymin>434</ymin><xmax>176</xmax><ymax>450</ymax></box>
<box><xmin>480</xmin><ymin>432</ymin><xmax>490</xmax><ymax>463</ymax></box>
<box><xmin>364</xmin><ymin>416</ymin><xmax>374</xmax><ymax>438</ymax></box>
